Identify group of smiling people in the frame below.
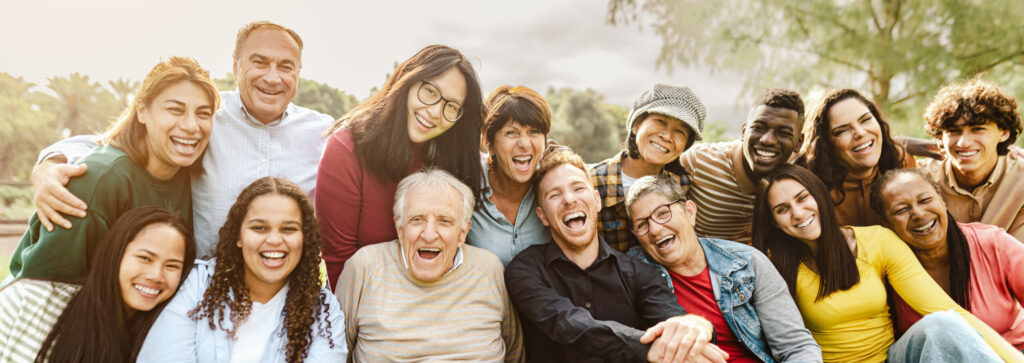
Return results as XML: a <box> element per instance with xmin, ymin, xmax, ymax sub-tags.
<box><xmin>0</xmin><ymin>20</ymin><xmax>1023</xmax><ymax>363</ymax></box>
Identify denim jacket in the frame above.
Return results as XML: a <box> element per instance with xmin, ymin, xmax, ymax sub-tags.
<box><xmin>629</xmin><ymin>237</ymin><xmax>821</xmax><ymax>363</ymax></box>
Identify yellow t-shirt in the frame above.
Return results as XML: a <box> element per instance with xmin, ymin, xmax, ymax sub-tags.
<box><xmin>795</xmin><ymin>225</ymin><xmax>1022</xmax><ymax>363</ymax></box>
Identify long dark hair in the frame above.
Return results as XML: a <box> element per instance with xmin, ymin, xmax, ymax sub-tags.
<box><xmin>752</xmin><ymin>164</ymin><xmax>860</xmax><ymax>301</ymax></box>
<box><xmin>326</xmin><ymin>45</ymin><xmax>484</xmax><ymax>205</ymax></box>
<box><xmin>37</xmin><ymin>206</ymin><xmax>196</xmax><ymax>363</ymax></box>
<box><xmin>869</xmin><ymin>168</ymin><xmax>972</xmax><ymax>309</ymax></box>
<box><xmin>189</xmin><ymin>177</ymin><xmax>334</xmax><ymax>362</ymax></box>
<box><xmin>796</xmin><ymin>88</ymin><xmax>905</xmax><ymax>203</ymax></box>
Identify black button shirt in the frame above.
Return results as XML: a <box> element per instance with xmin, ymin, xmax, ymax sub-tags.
<box><xmin>505</xmin><ymin>238</ymin><xmax>688</xmax><ymax>362</ymax></box>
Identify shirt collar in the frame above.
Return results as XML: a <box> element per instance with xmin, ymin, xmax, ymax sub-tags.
<box><xmin>944</xmin><ymin>155</ymin><xmax>1005</xmax><ymax>194</ymax></box>
<box><xmin>729</xmin><ymin>142</ymin><xmax>758</xmax><ymax>195</ymax></box>
<box><xmin>233</xmin><ymin>89</ymin><xmax>290</xmax><ymax>127</ymax></box>
<box><xmin>543</xmin><ymin>236</ymin><xmax>615</xmax><ymax>269</ymax></box>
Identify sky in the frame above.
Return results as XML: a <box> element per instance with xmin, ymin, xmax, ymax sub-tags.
<box><xmin>0</xmin><ymin>0</ymin><xmax>748</xmax><ymax>124</ymax></box>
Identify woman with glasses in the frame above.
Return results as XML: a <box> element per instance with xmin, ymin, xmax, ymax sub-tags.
<box><xmin>317</xmin><ymin>45</ymin><xmax>485</xmax><ymax>289</ymax></box>
<box><xmin>625</xmin><ymin>174</ymin><xmax>822</xmax><ymax>363</ymax></box>
<box><xmin>752</xmin><ymin>164</ymin><xmax>1021</xmax><ymax>362</ymax></box>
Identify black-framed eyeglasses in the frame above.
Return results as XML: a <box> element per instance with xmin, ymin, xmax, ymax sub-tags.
<box><xmin>631</xmin><ymin>199</ymin><xmax>683</xmax><ymax>236</ymax></box>
<box><xmin>417</xmin><ymin>81</ymin><xmax>464</xmax><ymax>122</ymax></box>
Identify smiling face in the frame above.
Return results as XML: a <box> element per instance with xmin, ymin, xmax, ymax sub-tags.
<box><xmin>880</xmin><ymin>173</ymin><xmax>949</xmax><ymax>251</ymax></box>
<box><xmin>633</xmin><ymin>113</ymin><xmax>692</xmax><ymax>166</ymax></box>
<box><xmin>940</xmin><ymin>119</ymin><xmax>1010</xmax><ymax>180</ymax></box>
<box><xmin>118</xmin><ymin>223</ymin><xmax>186</xmax><ymax>316</ymax></box>
<box><xmin>767</xmin><ymin>178</ymin><xmax>822</xmax><ymax>245</ymax></box>
<box><xmin>827</xmin><ymin>98</ymin><xmax>884</xmax><ymax>178</ymax></box>
<box><xmin>137</xmin><ymin>80</ymin><xmax>214</xmax><ymax>180</ymax></box>
<box><xmin>239</xmin><ymin>193</ymin><xmax>304</xmax><ymax>298</ymax></box>
<box><xmin>742</xmin><ymin>105</ymin><xmax>802</xmax><ymax>180</ymax></box>
<box><xmin>396</xmin><ymin>185</ymin><xmax>469</xmax><ymax>282</ymax></box>
<box><xmin>489</xmin><ymin>121</ymin><xmax>546</xmax><ymax>184</ymax></box>
<box><xmin>629</xmin><ymin>193</ymin><xmax>700</xmax><ymax>269</ymax></box>
<box><xmin>233</xmin><ymin>28</ymin><xmax>301</xmax><ymax>124</ymax></box>
<box><xmin>406</xmin><ymin>67</ymin><xmax>468</xmax><ymax>144</ymax></box>
<box><xmin>536</xmin><ymin>164</ymin><xmax>601</xmax><ymax>252</ymax></box>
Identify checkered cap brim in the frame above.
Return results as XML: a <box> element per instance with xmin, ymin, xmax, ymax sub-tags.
<box><xmin>625</xmin><ymin>84</ymin><xmax>707</xmax><ymax>142</ymax></box>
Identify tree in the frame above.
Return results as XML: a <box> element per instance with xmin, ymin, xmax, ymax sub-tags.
<box><xmin>546</xmin><ymin>87</ymin><xmax>624</xmax><ymax>163</ymax></box>
<box><xmin>607</xmin><ymin>0</ymin><xmax>1024</xmax><ymax>134</ymax></box>
<box><xmin>107</xmin><ymin>78</ymin><xmax>139</xmax><ymax>109</ymax></box>
<box><xmin>0</xmin><ymin>73</ymin><xmax>60</xmax><ymax>180</ymax></box>
<box><xmin>44</xmin><ymin>73</ymin><xmax>119</xmax><ymax>136</ymax></box>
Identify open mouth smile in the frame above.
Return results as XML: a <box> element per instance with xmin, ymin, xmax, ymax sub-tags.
<box><xmin>417</xmin><ymin>247</ymin><xmax>441</xmax><ymax>260</ymax></box>
<box><xmin>852</xmin><ymin>140</ymin><xmax>874</xmax><ymax>153</ymax></box>
<box><xmin>133</xmin><ymin>283</ymin><xmax>162</xmax><ymax>298</ymax></box>
<box><xmin>260</xmin><ymin>251</ymin><xmax>287</xmax><ymax>267</ymax></box>
<box><xmin>415</xmin><ymin>114</ymin><xmax>436</xmax><ymax>130</ymax></box>
<box><xmin>910</xmin><ymin>219</ymin><xmax>937</xmax><ymax>235</ymax></box>
<box><xmin>654</xmin><ymin>235</ymin><xmax>675</xmax><ymax>250</ymax></box>
<box><xmin>562</xmin><ymin>211</ymin><xmax>587</xmax><ymax>230</ymax></box>
<box><xmin>795</xmin><ymin>215</ymin><xmax>815</xmax><ymax>229</ymax></box>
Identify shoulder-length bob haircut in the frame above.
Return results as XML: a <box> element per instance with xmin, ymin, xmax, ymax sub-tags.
<box><xmin>102</xmin><ymin>56</ymin><xmax>220</xmax><ymax>174</ymax></box>
<box><xmin>752</xmin><ymin>164</ymin><xmax>859</xmax><ymax>301</ymax></box>
<box><xmin>796</xmin><ymin>88</ymin><xmax>904</xmax><ymax>203</ymax></box>
<box><xmin>190</xmin><ymin>177</ymin><xmax>334</xmax><ymax>362</ymax></box>
<box><xmin>37</xmin><ymin>206</ymin><xmax>196</xmax><ymax>363</ymax></box>
<box><xmin>483</xmin><ymin>85</ymin><xmax>552</xmax><ymax>147</ymax></box>
<box><xmin>326</xmin><ymin>45</ymin><xmax>485</xmax><ymax>205</ymax></box>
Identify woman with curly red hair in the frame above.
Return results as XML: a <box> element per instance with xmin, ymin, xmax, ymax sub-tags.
<box><xmin>917</xmin><ymin>79</ymin><xmax>1024</xmax><ymax>241</ymax></box>
<box><xmin>137</xmin><ymin>177</ymin><xmax>347</xmax><ymax>362</ymax></box>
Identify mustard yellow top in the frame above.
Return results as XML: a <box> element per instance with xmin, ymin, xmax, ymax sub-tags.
<box><xmin>795</xmin><ymin>225</ymin><xmax>1023</xmax><ymax>363</ymax></box>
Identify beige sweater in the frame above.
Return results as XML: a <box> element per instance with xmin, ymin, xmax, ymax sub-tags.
<box><xmin>336</xmin><ymin>241</ymin><xmax>524</xmax><ymax>363</ymax></box>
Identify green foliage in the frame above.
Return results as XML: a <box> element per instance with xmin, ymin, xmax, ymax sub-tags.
<box><xmin>546</xmin><ymin>87</ymin><xmax>624</xmax><ymax>163</ymax></box>
<box><xmin>608</xmin><ymin>0</ymin><xmax>1024</xmax><ymax>135</ymax></box>
<box><xmin>0</xmin><ymin>184</ymin><xmax>33</xmax><ymax>220</ymax></box>
<box><xmin>701</xmin><ymin>120</ymin><xmax>732</xmax><ymax>143</ymax></box>
<box><xmin>213</xmin><ymin>73</ymin><xmax>236</xmax><ymax>91</ymax></box>
<box><xmin>295</xmin><ymin>78</ymin><xmax>359</xmax><ymax>119</ymax></box>
<box><xmin>0</xmin><ymin>73</ymin><xmax>61</xmax><ymax>180</ymax></box>
<box><xmin>44</xmin><ymin>73</ymin><xmax>120</xmax><ymax>136</ymax></box>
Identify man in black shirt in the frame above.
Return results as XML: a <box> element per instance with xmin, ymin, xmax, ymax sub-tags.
<box><xmin>506</xmin><ymin>147</ymin><xmax>727</xmax><ymax>363</ymax></box>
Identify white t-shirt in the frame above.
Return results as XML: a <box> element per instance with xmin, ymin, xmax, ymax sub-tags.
<box><xmin>230</xmin><ymin>284</ymin><xmax>289</xmax><ymax>363</ymax></box>
<box><xmin>621</xmin><ymin>170</ymin><xmax>637</xmax><ymax>195</ymax></box>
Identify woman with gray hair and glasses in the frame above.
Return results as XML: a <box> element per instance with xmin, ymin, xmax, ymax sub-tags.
<box><xmin>625</xmin><ymin>174</ymin><xmax>821</xmax><ymax>363</ymax></box>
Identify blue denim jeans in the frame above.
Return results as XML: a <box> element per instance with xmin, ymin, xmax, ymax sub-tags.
<box><xmin>887</xmin><ymin>310</ymin><xmax>1001</xmax><ymax>363</ymax></box>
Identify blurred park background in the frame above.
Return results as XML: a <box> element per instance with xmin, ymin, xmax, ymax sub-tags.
<box><xmin>3</xmin><ymin>0</ymin><xmax>1024</xmax><ymax>278</ymax></box>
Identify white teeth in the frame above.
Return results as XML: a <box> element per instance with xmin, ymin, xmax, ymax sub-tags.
<box><xmin>796</xmin><ymin>215</ymin><xmax>815</xmax><ymax>228</ymax></box>
<box><xmin>171</xmin><ymin>136</ymin><xmax>199</xmax><ymax>145</ymax></box>
<box><xmin>415</xmin><ymin>114</ymin><xmax>434</xmax><ymax>129</ymax></box>
<box><xmin>655</xmin><ymin>235</ymin><xmax>674</xmax><ymax>248</ymax></box>
<box><xmin>650</xmin><ymin>141</ymin><xmax>670</xmax><ymax>153</ymax></box>
<box><xmin>852</xmin><ymin>140</ymin><xmax>874</xmax><ymax>152</ymax></box>
<box><xmin>562</xmin><ymin>211</ymin><xmax>585</xmax><ymax>224</ymax></box>
<box><xmin>261</xmin><ymin>251</ymin><xmax>285</xmax><ymax>259</ymax></box>
<box><xmin>956</xmin><ymin>150</ymin><xmax>979</xmax><ymax>157</ymax></box>
<box><xmin>912</xmin><ymin>219</ymin><xmax>937</xmax><ymax>233</ymax></box>
<box><xmin>256</xmin><ymin>86</ymin><xmax>282</xmax><ymax>95</ymax></box>
<box><xmin>513</xmin><ymin>156</ymin><xmax>532</xmax><ymax>162</ymax></box>
<box><xmin>755</xmin><ymin>149</ymin><xmax>778</xmax><ymax>158</ymax></box>
<box><xmin>418</xmin><ymin>247</ymin><xmax>441</xmax><ymax>252</ymax></box>
<box><xmin>134</xmin><ymin>284</ymin><xmax>160</xmax><ymax>295</ymax></box>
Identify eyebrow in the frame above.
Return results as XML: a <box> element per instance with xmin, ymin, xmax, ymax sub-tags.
<box><xmin>136</xmin><ymin>248</ymin><xmax>185</xmax><ymax>264</ymax></box>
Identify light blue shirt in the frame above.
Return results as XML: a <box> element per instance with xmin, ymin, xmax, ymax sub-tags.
<box><xmin>137</xmin><ymin>259</ymin><xmax>348</xmax><ymax>362</ymax></box>
<box><xmin>466</xmin><ymin>158</ymin><xmax>549</xmax><ymax>265</ymax></box>
<box><xmin>39</xmin><ymin>90</ymin><xmax>333</xmax><ymax>258</ymax></box>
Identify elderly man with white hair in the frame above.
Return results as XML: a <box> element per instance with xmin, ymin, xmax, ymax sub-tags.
<box><xmin>336</xmin><ymin>168</ymin><xmax>524</xmax><ymax>362</ymax></box>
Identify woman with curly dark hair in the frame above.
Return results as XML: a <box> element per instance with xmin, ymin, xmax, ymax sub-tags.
<box><xmin>917</xmin><ymin>79</ymin><xmax>1024</xmax><ymax>241</ymax></box>
<box><xmin>795</xmin><ymin>88</ymin><xmax>914</xmax><ymax>227</ymax></box>
<box><xmin>0</xmin><ymin>206</ymin><xmax>196</xmax><ymax>362</ymax></box>
<box><xmin>137</xmin><ymin>177</ymin><xmax>347</xmax><ymax>362</ymax></box>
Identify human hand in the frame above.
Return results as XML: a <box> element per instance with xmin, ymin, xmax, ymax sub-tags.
<box><xmin>642</xmin><ymin>315</ymin><xmax>725</xmax><ymax>363</ymax></box>
<box><xmin>899</xmin><ymin>136</ymin><xmax>943</xmax><ymax>160</ymax></box>
<box><xmin>1007</xmin><ymin>145</ymin><xmax>1024</xmax><ymax>161</ymax></box>
<box><xmin>31</xmin><ymin>158</ymin><xmax>88</xmax><ymax>231</ymax></box>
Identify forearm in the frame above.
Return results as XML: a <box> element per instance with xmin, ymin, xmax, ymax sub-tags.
<box><xmin>751</xmin><ymin>253</ymin><xmax>822</xmax><ymax>363</ymax></box>
<box><xmin>36</xmin><ymin>134</ymin><xmax>100</xmax><ymax>165</ymax></box>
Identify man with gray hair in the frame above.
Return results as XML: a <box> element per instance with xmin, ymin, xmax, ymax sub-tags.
<box><xmin>336</xmin><ymin>168</ymin><xmax>524</xmax><ymax>362</ymax></box>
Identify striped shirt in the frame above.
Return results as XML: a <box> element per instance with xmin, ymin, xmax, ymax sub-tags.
<box><xmin>336</xmin><ymin>241</ymin><xmax>524</xmax><ymax>362</ymax></box>
<box><xmin>680</xmin><ymin>141</ymin><xmax>757</xmax><ymax>244</ymax></box>
<box><xmin>0</xmin><ymin>279</ymin><xmax>79</xmax><ymax>362</ymax></box>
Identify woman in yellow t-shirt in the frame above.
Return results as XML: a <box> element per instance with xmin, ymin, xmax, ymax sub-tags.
<box><xmin>751</xmin><ymin>164</ymin><xmax>1022</xmax><ymax>363</ymax></box>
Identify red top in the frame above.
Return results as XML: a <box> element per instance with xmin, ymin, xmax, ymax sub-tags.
<box><xmin>669</xmin><ymin>267</ymin><xmax>760</xmax><ymax>363</ymax></box>
<box><xmin>316</xmin><ymin>128</ymin><xmax>423</xmax><ymax>290</ymax></box>
<box><xmin>892</xmin><ymin>222</ymin><xmax>1024</xmax><ymax>349</ymax></box>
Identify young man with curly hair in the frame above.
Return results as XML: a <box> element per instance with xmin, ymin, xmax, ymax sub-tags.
<box><xmin>918</xmin><ymin>79</ymin><xmax>1024</xmax><ymax>242</ymax></box>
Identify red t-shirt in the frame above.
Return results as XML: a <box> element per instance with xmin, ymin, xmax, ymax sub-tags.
<box><xmin>669</xmin><ymin>267</ymin><xmax>760</xmax><ymax>363</ymax></box>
